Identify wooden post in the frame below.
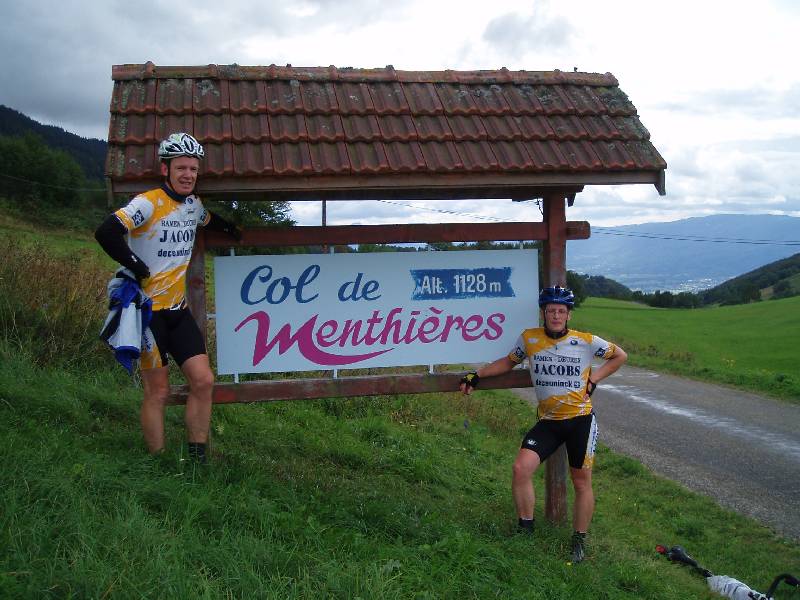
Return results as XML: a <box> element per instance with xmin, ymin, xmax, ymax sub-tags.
<box><xmin>542</xmin><ymin>193</ymin><xmax>568</xmax><ymax>525</ymax></box>
<box><xmin>105</xmin><ymin>177</ymin><xmax>115</xmax><ymax>209</ymax></box>
<box><xmin>186</xmin><ymin>230</ymin><xmax>208</xmax><ymax>342</ymax></box>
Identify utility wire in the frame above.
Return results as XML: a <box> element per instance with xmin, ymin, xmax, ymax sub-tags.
<box><xmin>3</xmin><ymin>174</ymin><xmax>796</xmax><ymax>247</ymax></box>
<box><xmin>591</xmin><ymin>228</ymin><xmax>800</xmax><ymax>246</ymax></box>
<box><xmin>376</xmin><ymin>199</ymin><xmax>508</xmax><ymax>222</ymax></box>
<box><xmin>0</xmin><ymin>171</ymin><xmax>106</xmax><ymax>192</ymax></box>
<box><xmin>373</xmin><ymin>200</ymin><xmax>800</xmax><ymax>246</ymax></box>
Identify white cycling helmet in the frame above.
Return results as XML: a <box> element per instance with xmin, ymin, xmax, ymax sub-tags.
<box><xmin>158</xmin><ymin>132</ymin><xmax>204</xmax><ymax>160</ymax></box>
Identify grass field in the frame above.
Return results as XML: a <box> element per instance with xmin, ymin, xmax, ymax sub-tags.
<box><xmin>570</xmin><ymin>297</ymin><xmax>800</xmax><ymax>402</ymax></box>
<box><xmin>2</xmin><ymin>350</ymin><xmax>799</xmax><ymax>599</ymax></box>
<box><xmin>1</xmin><ymin>217</ymin><xmax>799</xmax><ymax>598</ymax></box>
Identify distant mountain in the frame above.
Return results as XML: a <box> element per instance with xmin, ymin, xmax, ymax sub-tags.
<box><xmin>0</xmin><ymin>105</ymin><xmax>106</xmax><ymax>180</ymax></box>
<box><xmin>701</xmin><ymin>252</ymin><xmax>800</xmax><ymax>304</ymax></box>
<box><xmin>567</xmin><ymin>214</ymin><xmax>800</xmax><ymax>292</ymax></box>
<box><xmin>576</xmin><ymin>274</ymin><xmax>633</xmax><ymax>299</ymax></box>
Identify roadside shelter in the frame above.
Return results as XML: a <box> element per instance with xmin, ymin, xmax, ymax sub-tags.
<box><xmin>107</xmin><ymin>63</ymin><xmax>667</xmax><ymax>521</ymax></box>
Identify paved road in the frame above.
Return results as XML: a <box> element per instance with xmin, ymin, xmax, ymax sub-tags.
<box><xmin>511</xmin><ymin>366</ymin><xmax>800</xmax><ymax>542</ymax></box>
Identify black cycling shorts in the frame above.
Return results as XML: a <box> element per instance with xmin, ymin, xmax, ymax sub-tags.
<box><xmin>141</xmin><ymin>308</ymin><xmax>206</xmax><ymax>370</ymax></box>
<box><xmin>520</xmin><ymin>413</ymin><xmax>599</xmax><ymax>469</ymax></box>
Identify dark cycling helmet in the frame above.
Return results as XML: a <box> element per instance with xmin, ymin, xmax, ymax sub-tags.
<box><xmin>158</xmin><ymin>132</ymin><xmax>204</xmax><ymax>160</ymax></box>
<box><xmin>538</xmin><ymin>285</ymin><xmax>575</xmax><ymax>308</ymax></box>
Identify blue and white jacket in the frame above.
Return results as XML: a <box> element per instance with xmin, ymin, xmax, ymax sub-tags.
<box><xmin>99</xmin><ymin>269</ymin><xmax>153</xmax><ymax>374</ymax></box>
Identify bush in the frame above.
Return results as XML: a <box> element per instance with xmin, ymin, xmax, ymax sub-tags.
<box><xmin>0</xmin><ymin>237</ymin><xmax>113</xmax><ymax>369</ymax></box>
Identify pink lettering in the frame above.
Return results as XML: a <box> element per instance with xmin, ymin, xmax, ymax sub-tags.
<box><xmin>461</xmin><ymin>314</ymin><xmax>484</xmax><ymax>342</ymax></box>
<box><xmin>234</xmin><ymin>306</ymin><xmax>507</xmax><ymax>368</ymax></box>
<box><xmin>236</xmin><ymin>311</ymin><xmax>390</xmax><ymax>367</ymax></box>
<box><xmin>485</xmin><ymin>313</ymin><xmax>505</xmax><ymax>340</ymax></box>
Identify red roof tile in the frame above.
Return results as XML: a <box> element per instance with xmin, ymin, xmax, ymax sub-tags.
<box><xmin>232</xmin><ymin>143</ymin><xmax>273</xmax><ymax>176</ymax></box>
<box><xmin>341</xmin><ymin>115</ymin><xmax>382</xmax><ymax>141</ymax></box>
<box><xmin>271</xmin><ymin>142</ymin><xmax>314</xmax><ymax>175</ymax></box>
<box><xmin>491</xmin><ymin>141</ymin><xmax>533</xmax><ymax>171</ymax></box>
<box><xmin>481</xmin><ymin>115</ymin><xmax>522</xmax><ymax>141</ymax></box>
<box><xmin>593</xmin><ymin>140</ymin><xmax>636</xmax><ymax>170</ymax></box>
<box><xmin>194</xmin><ymin>114</ymin><xmax>232</xmax><ymax>143</ymax></box>
<box><xmin>500</xmin><ymin>85</ymin><xmax>545</xmax><ymax>115</ymax></box>
<box><xmin>524</xmin><ymin>140</ymin><xmax>571</xmax><ymax>170</ymax></box>
<box><xmin>435</xmin><ymin>84</ymin><xmax>481</xmax><ymax>115</ymax></box>
<box><xmin>230</xmin><ymin>114</ymin><xmax>269</xmax><ymax>142</ymax></box>
<box><xmin>384</xmin><ymin>141</ymin><xmax>426</xmax><ymax>172</ymax></box>
<box><xmin>156</xmin><ymin>114</ymin><xmax>194</xmax><ymax>141</ymax></box>
<box><xmin>108</xmin><ymin>64</ymin><xmax>666</xmax><ymax>196</ymax></box>
<box><xmin>228</xmin><ymin>80</ymin><xmax>267</xmax><ymax>114</ymax></box>
<box><xmin>456</xmin><ymin>141</ymin><xmax>499</xmax><ymax>171</ymax></box>
<box><xmin>300</xmin><ymin>81</ymin><xmax>339</xmax><ymax>114</ymax></box>
<box><xmin>203</xmin><ymin>142</ymin><xmax>234</xmax><ymax>176</ymax></box>
<box><xmin>418</xmin><ymin>141</ymin><xmax>464</xmax><ymax>172</ymax></box>
<box><xmin>309</xmin><ymin>142</ymin><xmax>350</xmax><ymax>174</ymax></box>
<box><xmin>415</xmin><ymin>116</ymin><xmax>453</xmax><ymax>141</ymax></box>
<box><xmin>155</xmin><ymin>79</ymin><xmax>193</xmax><ymax>114</ymax></box>
<box><xmin>448</xmin><ymin>115</ymin><xmax>488</xmax><ymax>141</ymax></box>
<box><xmin>403</xmin><ymin>83</ymin><xmax>444</xmax><ymax>115</ymax></box>
<box><xmin>194</xmin><ymin>79</ymin><xmax>229</xmax><ymax>114</ymax></box>
<box><xmin>267</xmin><ymin>114</ymin><xmax>308</xmax><ymax>143</ymax></box>
<box><xmin>264</xmin><ymin>80</ymin><xmax>304</xmax><ymax>114</ymax></box>
<box><xmin>305</xmin><ymin>114</ymin><xmax>345</xmax><ymax>142</ymax></box>
<box><xmin>513</xmin><ymin>115</ymin><xmax>556</xmax><ymax>140</ymax></box>
<box><xmin>377</xmin><ymin>115</ymin><xmax>417</xmax><ymax>142</ymax></box>
<box><xmin>345</xmin><ymin>142</ymin><xmax>391</xmax><ymax>173</ymax></box>
<box><xmin>333</xmin><ymin>82</ymin><xmax>375</xmax><ymax>114</ymax></box>
<box><xmin>366</xmin><ymin>82</ymin><xmax>410</xmax><ymax>114</ymax></box>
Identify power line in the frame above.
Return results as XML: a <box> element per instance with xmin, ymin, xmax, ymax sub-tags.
<box><xmin>376</xmin><ymin>199</ymin><xmax>507</xmax><ymax>222</ymax></box>
<box><xmin>591</xmin><ymin>228</ymin><xmax>800</xmax><ymax>246</ymax></box>
<box><xmin>2</xmin><ymin>174</ymin><xmax>795</xmax><ymax>248</ymax></box>
<box><xmin>0</xmin><ymin>171</ymin><xmax>106</xmax><ymax>192</ymax></box>
<box><xmin>373</xmin><ymin>200</ymin><xmax>800</xmax><ymax>246</ymax></box>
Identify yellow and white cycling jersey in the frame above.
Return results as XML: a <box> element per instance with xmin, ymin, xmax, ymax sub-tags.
<box><xmin>114</xmin><ymin>186</ymin><xmax>210</xmax><ymax>310</ymax></box>
<box><xmin>508</xmin><ymin>327</ymin><xmax>618</xmax><ymax>420</ymax></box>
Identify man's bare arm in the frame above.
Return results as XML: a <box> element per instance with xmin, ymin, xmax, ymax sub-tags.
<box><xmin>460</xmin><ymin>356</ymin><xmax>518</xmax><ymax>395</ymax></box>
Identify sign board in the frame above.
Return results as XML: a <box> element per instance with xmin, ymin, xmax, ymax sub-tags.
<box><xmin>214</xmin><ymin>250</ymin><xmax>538</xmax><ymax>374</ymax></box>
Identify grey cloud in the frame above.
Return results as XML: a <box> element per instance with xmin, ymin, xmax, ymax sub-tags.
<box><xmin>654</xmin><ymin>84</ymin><xmax>800</xmax><ymax>118</ymax></box>
<box><xmin>0</xmin><ymin>0</ymin><xmax>398</xmax><ymax>139</ymax></box>
<box><xmin>482</xmin><ymin>4</ymin><xmax>574</xmax><ymax>55</ymax></box>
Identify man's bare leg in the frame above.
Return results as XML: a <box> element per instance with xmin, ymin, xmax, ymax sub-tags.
<box><xmin>570</xmin><ymin>467</ymin><xmax>594</xmax><ymax>532</ymax></box>
<box><xmin>140</xmin><ymin>366</ymin><xmax>170</xmax><ymax>453</ymax></box>
<box><xmin>512</xmin><ymin>448</ymin><xmax>541</xmax><ymax>519</ymax></box>
<box><xmin>180</xmin><ymin>354</ymin><xmax>214</xmax><ymax>444</ymax></box>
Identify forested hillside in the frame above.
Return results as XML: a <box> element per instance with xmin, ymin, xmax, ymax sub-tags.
<box><xmin>701</xmin><ymin>252</ymin><xmax>800</xmax><ymax>304</ymax></box>
<box><xmin>0</xmin><ymin>105</ymin><xmax>106</xmax><ymax>180</ymax></box>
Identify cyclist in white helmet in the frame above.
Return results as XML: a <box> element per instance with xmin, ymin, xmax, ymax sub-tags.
<box><xmin>460</xmin><ymin>285</ymin><xmax>627</xmax><ymax>563</ymax></box>
<box><xmin>96</xmin><ymin>132</ymin><xmax>241</xmax><ymax>463</ymax></box>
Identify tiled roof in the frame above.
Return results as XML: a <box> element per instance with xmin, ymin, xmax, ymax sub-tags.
<box><xmin>107</xmin><ymin>63</ymin><xmax>666</xmax><ymax>198</ymax></box>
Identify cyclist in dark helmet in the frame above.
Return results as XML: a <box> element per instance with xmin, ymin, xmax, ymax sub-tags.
<box><xmin>460</xmin><ymin>285</ymin><xmax>627</xmax><ymax>562</ymax></box>
<box><xmin>95</xmin><ymin>133</ymin><xmax>241</xmax><ymax>463</ymax></box>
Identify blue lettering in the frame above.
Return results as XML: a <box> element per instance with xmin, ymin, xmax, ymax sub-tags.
<box><xmin>241</xmin><ymin>264</ymin><xmax>320</xmax><ymax>306</ymax></box>
<box><xmin>338</xmin><ymin>272</ymin><xmax>382</xmax><ymax>302</ymax></box>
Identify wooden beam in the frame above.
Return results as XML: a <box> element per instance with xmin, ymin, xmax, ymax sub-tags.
<box><xmin>204</xmin><ymin>221</ymin><xmax>590</xmax><ymax>248</ymax></box>
<box><xmin>168</xmin><ymin>369</ymin><xmax>533</xmax><ymax>405</ymax></box>
<box><xmin>109</xmin><ymin>169</ymin><xmax>662</xmax><ymax>197</ymax></box>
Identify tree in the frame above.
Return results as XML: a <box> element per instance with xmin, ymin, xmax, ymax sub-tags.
<box><xmin>566</xmin><ymin>270</ymin><xmax>587</xmax><ymax>307</ymax></box>
<box><xmin>0</xmin><ymin>132</ymin><xmax>87</xmax><ymax>209</ymax></box>
<box><xmin>205</xmin><ymin>196</ymin><xmax>293</xmax><ymax>228</ymax></box>
<box><xmin>771</xmin><ymin>280</ymin><xmax>794</xmax><ymax>300</ymax></box>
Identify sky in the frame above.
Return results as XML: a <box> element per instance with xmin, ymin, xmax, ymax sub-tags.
<box><xmin>1</xmin><ymin>0</ymin><xmax>799</xmax><ymax>228</ymax></box>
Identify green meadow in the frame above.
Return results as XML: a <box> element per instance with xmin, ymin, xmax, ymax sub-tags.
<box><xmin>1</xmin><ymin>226</ymin><xmax>798</xmax><ymax>598</ymax></box>
<box><xmin>570</xmin><ymin>296</ymin><xmax>800</xmax><ymax>402</ymax></box>
<box><xmin>3</xmin><ymin>352</ymin><xmax>799</xmax><ymax>599</ymax></box>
